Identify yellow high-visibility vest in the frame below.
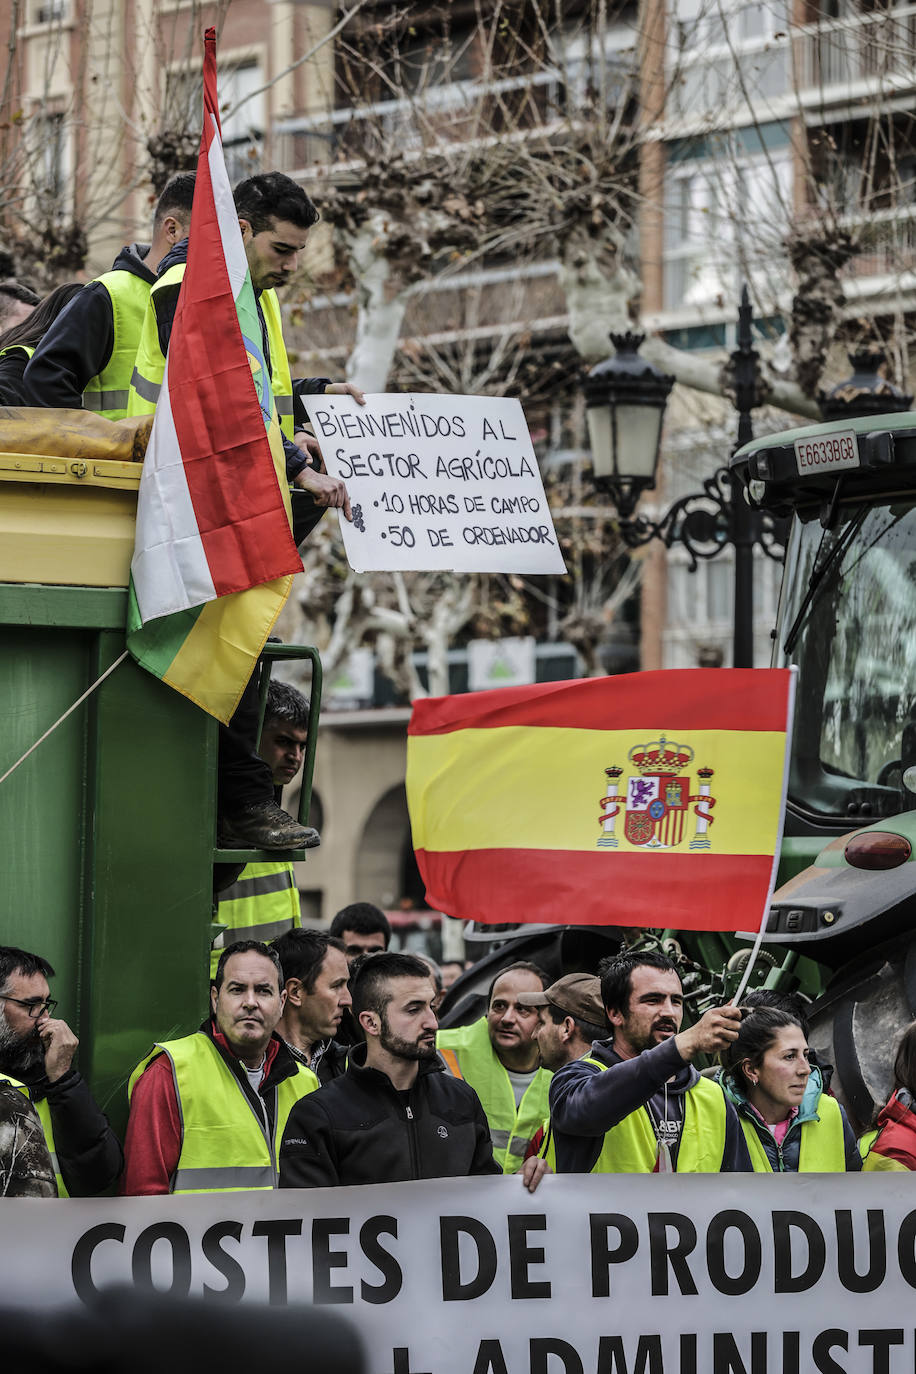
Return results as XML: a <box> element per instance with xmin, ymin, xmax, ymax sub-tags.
<box><xmin>438</xmin><ymin>1017</ymin><xmax>551</xmax><ymax>1173</ymax></box>
<box><xmin>543</xmin><ymin>1055</ymin><xmax>727</xmax><ymax>1173</ymax></box>
<box><xmin>211</xmin><ymin>861</ymin><xmax>300</xmax><ymax>980</ymax></box>
<box><xmin>128</xmin><ymin>271</ymin><xmax>294</xmax><ymax>439</ymax></box>
<box><xmin>261</xmin><ymin>289</ymin><xmax>294</xmax><ymax>439</ymax></box>
<box><xmin>128</xmin><ymin>1032</ymin><xmax>317</xmax><ymax>1193</ymax></box>
<box><xmin>127</xmin><ymin>264</ymin><xmax>184</xmax><ymax>416</ymax></box>
<box><xmin>84</xmin><ymin>269</ymin><xmax>152</xmax><ymax>420</ymax></box>
<box><xmin>740</xmin><ymin>1094</ymin><xmax>846</xmax><ymax>1172</ymax></box>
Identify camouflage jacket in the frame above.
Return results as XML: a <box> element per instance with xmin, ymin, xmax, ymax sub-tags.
<box><xmin>0</xmin><ymin>1082</ymin><xmax>57</xmax><ymax>1197</ymax></box>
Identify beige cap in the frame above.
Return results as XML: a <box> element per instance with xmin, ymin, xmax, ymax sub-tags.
<box><xmin>520</xmin><ymin>972</ymin><xmax>607</xmax><ymax>1026</ymax></box>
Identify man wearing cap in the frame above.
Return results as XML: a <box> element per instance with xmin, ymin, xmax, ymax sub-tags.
<box><xmin>526</xmin><ymin>974</ymin><xmax>609</xmax><ymax>1074</ymax></box>
<box><xmin>521</xmin><ymin>973</ymin><xmax>608</xmax><ymax>1168</ymax></box>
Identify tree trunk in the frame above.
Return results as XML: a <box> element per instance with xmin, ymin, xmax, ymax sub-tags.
<box><xmin>345</xmin><ymin>221</ymin><xmax>410</xmax><ymax>391</ymax></box>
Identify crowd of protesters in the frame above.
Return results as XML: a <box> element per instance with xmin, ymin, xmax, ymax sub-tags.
<box><xmin>0</xmin><ymin>162</ymin><xmax>909</xmax><ymax>1198</ymax></box>
<box><xmin>4</xmin><ymin>929</ymin><xmax>916</xmax><ymax>1198</ymax></box>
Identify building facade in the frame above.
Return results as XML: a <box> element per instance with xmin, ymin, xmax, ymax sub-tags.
<box><xmin>0</xmin><ymin>0</ymin><xmax>909</xmax><ymax>921</ymax></box>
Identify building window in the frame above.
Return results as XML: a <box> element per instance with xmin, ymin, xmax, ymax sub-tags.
<box><xmin>29</xmin><ymin>111</ymin><xmax>67</xmax><ymax>209</ymax></box>
<box><xmin>220</xmin><ymin>63</ymin><xmax>264</xmax><ymax>183</ymax></box>
<box><xmin>662</xmin><ymin>146</ymin><xmax>793</xmax><ymax>311</ymax></box>
<box><xmin>547</xmin><ymin>21</ymin><xmax>638</xmax><ymax>111</ymax></box>
<box><xmin>670</xmin><ymin>0</ymin><xmax>791</xmax><ymax>119</ymax></box>
<box><xmin>164</xmin><ymin>60</ymin><xmax>263</xmax><ymax>181</ymax></box>
<box><xmin>35</xmin><ymin>0</ymin><xmax>66</xmax><ymax>22</ymax></box>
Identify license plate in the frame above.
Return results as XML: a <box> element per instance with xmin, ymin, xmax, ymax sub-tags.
<box><xmin>794</xmin><ymin>430</ymin><xmax>860</xmax><ymax>476</ymax></box>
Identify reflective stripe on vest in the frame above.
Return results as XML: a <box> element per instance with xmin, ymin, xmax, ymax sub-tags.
<box><xmin>172</xmin><ymin>1164</ymin><xmax>275</xmax><ymax>1190</ymax></box>
<box><xmin>0</xmin><ymin>1073</ymin><xmax>66</xmax><ymax>1195</ymax></box>
<box><xmin>437</xmin><ymin>1017</ymin><xmax>551</xmax><ymax>1174</ymax></box>
<box><xmin>128</xmin><ymin>1032</ymin><xmax>317</xmax><ymax>1194</ymax></box>
<box><xmin>127</xmin><ymin>263</ymin><xmax>184</xmax><ymax>417</ymax></box>
<box><xmin>210</xmin><ymin>862</ymin><xmax>300</xmax><ymax>980</ymax></box>
<box><xmin>0</xmin><ymin>344</ymin><xmax>34</xmax><ymax>360</ymax></box>
<box><xmin>261</xmin><ymin>289</ymin><xmax>294</xmax><ymax>439</ymax></box>
<box><xmin>129</xmin><ymin>367</ymin><xmax>160</xmax><ymax>405</ymax></box>
<box><xmin>741</xmin><ymin>1094</ymin><xmax>846</xmax><ymax>1172</ymax></box>
<box><xmin>581</xmin><ymin>1056</ymin><xmax>727</xmax><ymax>1173</ymax></box>
<box><xmin>84</xmin><ymin>269</ymin><xmax>152</xmax><ymax>420</ymax></box>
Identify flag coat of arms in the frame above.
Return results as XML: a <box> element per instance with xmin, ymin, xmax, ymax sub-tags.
<box><xmin>406</xmin><ymin>668</ymin><xmax>795</xmax><ymax>931</ymax></box>
<box><xmin>127</xmin><ymin>27</ymin><xmax>302</xmax><ymax>724</ymax></box>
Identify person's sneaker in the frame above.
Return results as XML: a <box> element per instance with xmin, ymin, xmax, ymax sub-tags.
<box><xmin>218</xmin><ymin>800</ymin><xmax>321</xmax><ymax>851</ymax></box>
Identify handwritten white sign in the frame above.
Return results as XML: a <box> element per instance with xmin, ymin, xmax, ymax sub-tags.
<box><xmin>303</xmin><ymin>393</ymin><xmax>567</xmax><ymax>575</ymax></box>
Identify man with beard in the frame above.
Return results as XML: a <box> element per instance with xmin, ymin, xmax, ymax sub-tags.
<box><xmin>548</xmin><ymin>952</ymin><xmax>751</xmax><ymax>1173</ymax></box>
<box><xmin>0</xmin><ymin>946</ymin><xmax>122</xmax><ymax>1196</ymax></box>
<box><xmin>122</xmin><ymin>941</ymin><xmax>317</xmax><ymax>1194</ymax></box>
<box><xmin>280</xmin><ymin>952</ymin><xmax>547</xmax><ymax>1188</ymax></box>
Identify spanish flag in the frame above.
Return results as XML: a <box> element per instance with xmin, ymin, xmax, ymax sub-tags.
<box><xmin>406</xmin><ymin>669</ymin><xmax>795</xmax><ymax>930</ymax></box>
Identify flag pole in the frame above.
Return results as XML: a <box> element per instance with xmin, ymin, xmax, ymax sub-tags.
<box><xmin>730</xmin><ymin>665</ymin><xmax>798</xmax><ymax>1005</ymax></box>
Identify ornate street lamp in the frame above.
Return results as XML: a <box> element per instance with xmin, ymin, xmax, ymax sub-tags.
<box><xmin>583</xmin><ymin>331</ymin><xmax>675</xmax><ymax>519</ymax></box>
<box><xmin>582</xmin><ymin>292</ymin><xmax>787</xmax><ymax>668</ymax></box>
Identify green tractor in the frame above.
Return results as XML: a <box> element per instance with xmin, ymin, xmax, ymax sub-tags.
<box><xmin>729</xmin><ymin>411</ymin><xmax>916</xmax><ymax>1129</ymax></box>
<box><xmin>442</xmin><ymin>411</ymin><xmax>916</xmax><ymax>1132</ymax></box>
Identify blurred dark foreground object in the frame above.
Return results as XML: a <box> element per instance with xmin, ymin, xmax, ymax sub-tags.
<box><xmin>0</xmin><ymin>1286</ymin><xmax>366</xmax><ymax>1374</ymax></box>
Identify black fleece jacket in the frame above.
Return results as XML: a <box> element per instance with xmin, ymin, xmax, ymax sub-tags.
<box><xmin>0</xmin><ymin>346</ymin><xmax>31</xmax><ymax>406</ymax></box>
<box><xmin>279</xmin><ymin>1043</ymin><xmax>501</xmax><ymax>1187</ymax></box>
<box><xmin>27</xmin><ymin>1068</ymin><xmax>123</xmax><ymax>1196</ymax></box>
<box><xmin>23</xmin><ymin>243</ymin><xmax>156</xmax><ymax>408</ymax></box>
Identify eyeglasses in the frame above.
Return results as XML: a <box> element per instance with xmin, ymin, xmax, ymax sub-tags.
<box><xmin>0</xmin><ymin>994</ymin><xmax>57</xmax><ymax>1019</ymax></box>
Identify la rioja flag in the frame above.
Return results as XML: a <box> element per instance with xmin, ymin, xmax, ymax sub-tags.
<box><xmin>127</xmin><ymin>27</ymin><xmax>302</xmax><ymax>723</ymax></box>
<box><xmin>406</xmin><ymin>668</ymin><xmax>795</xmax><ymax>932</ymax></box>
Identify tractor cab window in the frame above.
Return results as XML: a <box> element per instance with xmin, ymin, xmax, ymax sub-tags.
<box><xmin>779</xmin><ymin>498</ymin><xmax>916</xmax><ymax>821</ymax></box>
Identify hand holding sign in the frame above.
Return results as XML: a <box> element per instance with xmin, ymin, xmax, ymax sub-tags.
<box><xmin>302</xmin><ymin>392</ymin><xmax>566</xmax><ymax>575</ymax></box>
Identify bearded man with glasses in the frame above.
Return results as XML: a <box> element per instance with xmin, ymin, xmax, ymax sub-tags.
<box><xmin>0</xmin><ymin>946</ymin><xmax>122</xmax><ymax>1196</ymax></box>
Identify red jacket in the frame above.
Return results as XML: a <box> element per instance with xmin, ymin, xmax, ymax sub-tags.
<box><xmin>867</xmin><ymin>1089</ymin><xmax>916</xmax><ymax>1170</ymax></box>
<box><xmin>121</xmin><ymin>1022</ymin><xmax>285</xmax><ymax>1195</ymax></box>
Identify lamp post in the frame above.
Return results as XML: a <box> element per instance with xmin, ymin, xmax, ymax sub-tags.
<box><xmin>582</xmin><ymin>290</ymin><xmax>786</xmax><ymax>669</ymax></box>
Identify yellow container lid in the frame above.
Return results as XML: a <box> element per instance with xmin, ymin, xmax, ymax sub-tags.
<box><xmin>0</xmin><ymin>454</ymin><xmax>140</xmax><ymax>588</ymax></box>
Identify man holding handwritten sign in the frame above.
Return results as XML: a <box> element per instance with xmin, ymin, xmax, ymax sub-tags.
<box><xmin>302</xmin><ymin>393</ymin><xmax>566</xmax><ymax>575</ymax></box>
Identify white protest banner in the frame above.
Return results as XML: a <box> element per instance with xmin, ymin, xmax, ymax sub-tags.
<box><xmin>303</xmin><ymin>393</ymin><xmax>567</xmax><ymax>575</ymax></box>
<box><xmin>3</xmin><ymin>1174</ymin><xmax>916</xmax><ymax>1372</ymax></box>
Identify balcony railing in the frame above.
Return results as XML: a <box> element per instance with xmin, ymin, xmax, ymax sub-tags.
<box><xmin>666</xmin><ymin>3</ymin><xmax>916</xmax><ymax>126</ymax></box>
<box><xmin>798</xmin><ymin>3</ymin><xmax>916</xmax><ymax>94</ymax></box>
<box><xmin>274</xmin><ymin>58</ymin><xmax>635</xmax><ymax>169</ymax></box>
<box><xmin>837</xmin><ymin>203</ymin><xmax>916</xmax><ymax>278</ymax></box>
